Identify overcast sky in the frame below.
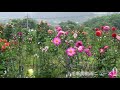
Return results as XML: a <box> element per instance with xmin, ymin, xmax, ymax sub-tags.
<box><xmin>0</xmin><ymin>12</ymin><xmax>110</xmax><ymax>19</ymax></box>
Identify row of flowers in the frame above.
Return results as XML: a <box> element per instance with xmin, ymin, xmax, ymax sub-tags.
<box><xmin>0</xmin><ymin>20</ymin><xmax>119</xmax><ymax>78</ymax></box>
<box><xmin>50</xmin><ymin>25</ymin><xmax>119</xmax><ymax>78</ymax></box>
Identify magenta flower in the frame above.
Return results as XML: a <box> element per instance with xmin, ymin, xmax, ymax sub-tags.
<box><xmin>52</xmin><ymin>37</ymin><xmax>61</xmax><ymax>46</ymax></box>
<box><xmin>84</xmin><ymin>48</ymin><xmax>92</xmax><ymax>57</ymax></box>
<box><xmin>84</xmin><ymin>48</ymin><xmax>89</xmax><ymax>53</ymax></box>
<box><xmin>66</xmin><ymin>47</ymin><xmax>76</xmax><ymax>57</ymax></box>
<box><xmin>103</xmin><ymin>26</ymin><xmax>110</xmax><ymax>32</ymax></box>
<box><xmin>78</xmin><ymin>46</ymin><xmax>84</xmax><ymax>52</ymax></box>
<box><xmin>86</xmin><ymin>51</ymin><xmax>92</xmax><ymax>56</ymax></box>
<box><xmin>75</xmin><ymin>41</ymin><xmax>83</xmax><ymax>47</ymax></box>
<box><xmin>17</xmin><ymin>32</ymin><xmax>23</xmax><ymax>37</ymax></box>
<box><xmin>108</xmin><ymin>67</ymin><xmax>117</xmax><ymax>78</ymax></box>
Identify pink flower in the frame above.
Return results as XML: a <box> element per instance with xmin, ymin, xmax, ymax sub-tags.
<box><xmin>116</xmin><ymin>35</ymin><xmax>120</xmax><ymax>41</ymax></box>
<box><xmin>78</xmin><ymin>46</ymin><xmax>84</xmax><ymax>52</ymax></box>
<box><xmin>100</xmin><ymin>48</ymin><xmax>105</xmax><ymax>53</ymax></box>
<box><xmin>56</xmin><ymin>31</ymin><xmax>65</xmax><ymax>37</ymax></box>
<box><xmin>84</xmin><ymin>48</ymin><xmax>92</xmax><ymax>57</ymax></box>
<box><xmin>47</xmin><ymin>23</ymin><xmax>51</xmax><ymax>26</ymax></box>
<box><xmin>75</xmin><ymin>41</ymin><xmax>83</xmax><ymax>47</ymax></box>
<box><xmin>108</xmin><ymin>67</ymin><xmax>117</xmax><ymax>78</ymax></box>
<box><xmin>52</xmin><ymin>37</ymin><xmax>61</xmax><ymax>46</ymax></box>
<box><xmin>55</xmin><ymin>26</ymin><xmax>62</xmax><ymax>32</ymax></box>
<box><xmin>104</xmin><ymin>46</ymin><xmax>109</xmax><ymax>50</ymax></box>
<box><xmin>103</xmin><ymin>26</ymin><xmax>110</xmax><ymax>32</ymax></box>
<box><xmin>66</xmin><ymin>47</ymin><xmax>76</xmax><ymax>57</ymax></box>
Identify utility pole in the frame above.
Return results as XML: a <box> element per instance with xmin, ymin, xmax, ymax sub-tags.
<box><xmin>27</xmin><ymin>12</ymin><xmax>28</xmax><ymax>29</ymax></box>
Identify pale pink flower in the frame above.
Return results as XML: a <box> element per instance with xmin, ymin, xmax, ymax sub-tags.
<box><xmin>42</xmin><ymin>46</ymin><xmax>49</xmax><ymax>52</ymax></box>
<box><xmin>108</xmin><ymin>67</ymin><xmax>117</xmax><ymax>78</ymax></box>
<box><xmin>52</xmin><ymin>37</ymin><xmax>61</xmax><ymax>46</ymax></box>
<box><xmin>116</xmin><ymin>35</ymin><xmax>120</xmax><ymax>41</ymax></box>
<box><xmin>65</xmin><ymin>40</ymin><xmax>68</xmax><ymax>43</ymax></box>
<box><xmin>47</xmin><ymin>23</ymin><xmax>51</xmax><ymax>26</ymax></box>
<box><xmin>100</xmin><ymin>48</ymin><xmax>105</xmax><ymax>53</ymax></box>
<box><xmin>73</xmin><ymin>33</ymin><xmax>78</xmax><ymax>39</ymax></box>
<box><xmin>66</xmin><ymin>47</ymin><xmax>76</xmax><ymax>57</ymax></box>
<box><xmin>78</xmin><ymin>46</ymin><xmax>84</xmax><ymax>52</ymax></box>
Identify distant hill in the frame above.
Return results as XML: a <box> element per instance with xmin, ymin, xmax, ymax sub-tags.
<box><xmin>0</xmin><ymin>12</ymin><xmax>119</xmax><ymax>26</ymax></box>
<box><xmin>83</xmin><ymin>14</ymin><xmax>120</xmax><ymax>33</ymax></box>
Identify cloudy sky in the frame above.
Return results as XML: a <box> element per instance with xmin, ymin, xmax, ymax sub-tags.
<box><xmin>0</xmin><ymin>12</ymin><xmax>110</xmax><ymax>19</ymax></box>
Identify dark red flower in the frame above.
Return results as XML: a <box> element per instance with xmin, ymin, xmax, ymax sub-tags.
<box><xmin>96</xmin><ymin>30</ymin><xmax>102</xmax><ymax>37</ymax></box>
<box><xmin>101</xmin><ymin>26</ymin><xmax>104</xmax><ymax>30</ymax></box>
<box><xmin>112</xmin><ymin>33</ymin><xmax>117</xmax><ymax>38</ymax></box>
<box><xmin>112</xmin><ymin>27</ymin><xmax>117</xmax><ymax>31</ymax></box>
<box><xmin>95</xmin><ymin>28</ymin><xmax>99</xmax><ymax>31</ymax></box>
<box><xmin>17</xmin><ymin>32</ymin><xmax>23</xmax><ymax>37</ymax></box>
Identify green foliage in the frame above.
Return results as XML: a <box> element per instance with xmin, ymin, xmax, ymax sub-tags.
<box><xmin>59</xmin><ymin>20</ymin><xmax>80</xmax><ymax>31</ymax></box>
<box><xmin>1</xmin><ymin>14</ymin><xmax>120</xmax><ymax>78</ymax></box>
<box><xmin>3</xmin><ymin>24</ymin><xmax>13</xmax><ymax>41</ymax></box>
<box><xmin>10</xmin><ymin>18</ymin><xmax>38</xmax><ymax>29</ymax></box>
<box><xmin>83</xmin><ymin>14</ymin><xmax>120</xmax><ymax>31</ymax></box>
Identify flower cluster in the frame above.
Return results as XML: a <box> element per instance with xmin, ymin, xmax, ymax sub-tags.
<box><xmin>66</xmin><ymin>41</ymin><xmax>92</xmax><ymax>57</ymax></box>
<box><xmin>52</xmin><ymin>26</ymin><xmax>68</xmax><ymax>46</ymax></box>
<box><xmin>0</xmin><ymin>38</ymin><xmax>10</xmax><ymax>52</ymax></box>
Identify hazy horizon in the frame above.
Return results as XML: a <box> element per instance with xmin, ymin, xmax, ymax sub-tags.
<box><xmin>0</xmin><ymin>12</ymin><xmax>112</xmax><ymax>19</ymax></box>
<box><xmin>0</xmin><ymin>12</ymin><xmax>118</xmax><ymax>25</ymax></box>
